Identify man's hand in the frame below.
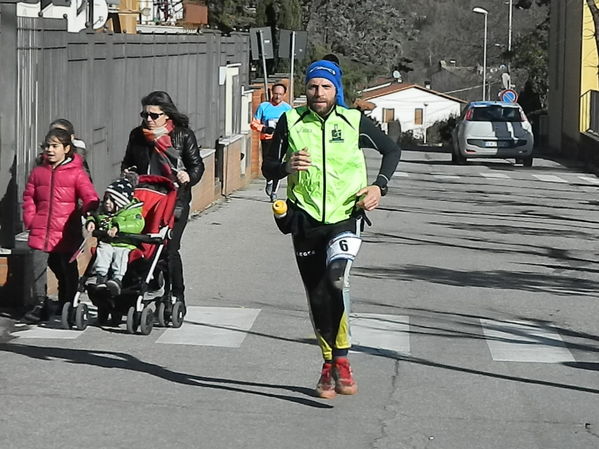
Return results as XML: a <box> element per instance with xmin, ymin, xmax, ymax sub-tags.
<box><xmin>285</xmin><ymin>149</ymin><xmax>312</xmax><ymax>173</ymax></box>
<box><xmin>107</xmin><ymin>227</ymin><xmax>118</xmax><ymax>238</ymax></box>
<box><xmin>356</xmin><ymin>185</ymin><xmax>382</xmax><ymax>211</ymax></box>
<box><xmin>176</xmin><ymin>170</ymin><xmax>190</xmax><ymax>184</ymax></box>
<box><xmin>261</xmin><ymin>126</ymin><xmax>275</xmax><ymax>135</ymax></box>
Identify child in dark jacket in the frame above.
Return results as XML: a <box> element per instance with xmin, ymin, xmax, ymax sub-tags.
<box><xmin>22</xmin><ymin>128</ymin><xmax>99</xmax><ymax>324</ymax></box>
<box><xmin>86</xmin><ymin>174</ymin><xmax>144</xmax><ymax>296</ymax></box>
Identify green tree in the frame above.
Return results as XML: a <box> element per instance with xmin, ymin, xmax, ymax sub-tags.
<box><xmin>207</xmin><ymin>0</ymin><xmax>255</xmax><ymax>33</ymax></box>
<box><xmin>510</xmin><ymin>16</ymin><xmax>549</xmax><ymax>108</ymax></box>
<box><xmin>307</xmin><ymin>0</ymin><xmax>410</xmax><ymax>73</ymax></box>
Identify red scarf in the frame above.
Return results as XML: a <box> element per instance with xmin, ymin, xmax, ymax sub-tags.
<box><xmin>142</xmin><ymin>120</ymin><xmax>178</xmax><ymax>179</ymax></box>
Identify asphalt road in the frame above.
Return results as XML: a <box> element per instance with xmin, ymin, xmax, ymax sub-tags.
<box><xmin>1</xmin><ymin>148</ymin><xmax>598</xmax><ymax>449</ymax></box>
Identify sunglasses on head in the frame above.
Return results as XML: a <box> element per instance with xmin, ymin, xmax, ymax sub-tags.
<box><xmin>140</xmin><ymin>111</ymin><xmax>165</xmax><ymax>120</ymax></box>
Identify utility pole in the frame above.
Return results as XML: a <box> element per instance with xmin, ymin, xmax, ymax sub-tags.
<box><xmin>289</xmin><ymin>31</ymin><xmax>295</xmax><ymax>105</ymax></box>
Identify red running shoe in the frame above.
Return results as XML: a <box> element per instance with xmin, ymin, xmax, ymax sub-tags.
<box><xmin>315</xmin><ymin>362</ymin><xmax>336</xmax><ymax>399</ymax></box>
<box><xmin>333</xmin><ymin>357</ymin><xmax>358</xmax><ymax>395</ymax></box>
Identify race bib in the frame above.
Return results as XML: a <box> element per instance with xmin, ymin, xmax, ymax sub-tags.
<box><xmin>326</xmin><ymin>232</ymin><xmax>362</xmax><ymax>264</ymax></box>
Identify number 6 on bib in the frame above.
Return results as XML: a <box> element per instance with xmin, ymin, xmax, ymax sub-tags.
<box><xmin>326</xmin><ymin>232</ymin><xmax>362</xmax><ymax>264</ymax></box>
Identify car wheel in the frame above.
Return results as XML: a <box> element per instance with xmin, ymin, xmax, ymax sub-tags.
<box><xmin>523</xmin><ymin>157</ymin><xmax>533</xmax><ymax>167</ymax></box>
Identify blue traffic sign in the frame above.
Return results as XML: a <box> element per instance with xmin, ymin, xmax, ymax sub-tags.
<box><xmin>499</xmin><ymin>89</ymin><xmax>518</xmax><ymax>103</ymax></box>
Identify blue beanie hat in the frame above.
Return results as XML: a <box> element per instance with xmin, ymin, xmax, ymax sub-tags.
<box><xmin>305</xmin><ymin>60</ymin><xmax>347</xmax><ymax>108</ymax></box>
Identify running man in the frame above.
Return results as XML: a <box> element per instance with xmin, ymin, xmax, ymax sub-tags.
<box><xmin>251</xmin><ymin>83</ymin><xmax>292</xmax><ymax>202</ymax></box>
<box><xmin>262</xmin><ymin>60</ymin><xmax>401</xmax><ymax>399</ymax></box>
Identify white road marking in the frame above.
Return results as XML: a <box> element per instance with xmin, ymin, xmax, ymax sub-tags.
<box><xmin>393</xmin><ymin>171</ymin><xmax>409</xmax><ymax>177</ymax></box>
<box><xmin>480</xmin><ymin>172</ymin><xmax>510</xmax><ymax>179</ymax></box>
<box><xmin>532</xmin><ymin>174</ymin><xmax>568</xmax><ymax>183</ymax></box>
<box><xmin>578</xmin><ymin>176</ymin><xmax>599</xmax><ymax>185</ymax></box>
<box><xmin>10</xmin><ymin>319</ymin><xmax>85</xmax><ymax>340</ymax></box>
<box><xmin>433</xmin><ymin>174</ymin><xmax>460</xmax><ymax>180</ymax></box>
<box><xmin>350</xmin><ymin>314</ymin><xmax>410</xmax><ymax>356</ymax></box>
<box><xmin>156</xmin><ymin>306</ymin><xmax>261</xmax><ymax>347</ymax></box>
<box><xmin>481</xmin><ymin>319</ymin><xmax>574</xmax><ymax>363</ymax></box>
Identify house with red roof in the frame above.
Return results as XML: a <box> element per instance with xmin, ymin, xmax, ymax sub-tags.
<box><xmin>358</xmin><ymin>82</ymin><xmax>466</xmax><ymax>140</ymax></box>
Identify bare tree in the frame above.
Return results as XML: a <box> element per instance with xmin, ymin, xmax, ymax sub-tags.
<box><xmin>587</xmin><ymin>0</ymin><xmax>599</xmax><ymax>65</ymax></box>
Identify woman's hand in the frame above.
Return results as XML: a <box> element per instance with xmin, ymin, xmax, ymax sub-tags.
<box><xmin>176</xmin><ymin>170</ymin><xmax>190</xmax><ymax>184</ymax></box>
<box><xmin>107</xmin><ymin>227</ymin><xmax>118</xmax><ymax>238</ymax></box>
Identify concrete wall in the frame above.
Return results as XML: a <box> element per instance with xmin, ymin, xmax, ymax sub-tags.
<box><xmin>548</xmin><ymin>0</ymin><xmax>584</xmax><ymax>157</ymax></box>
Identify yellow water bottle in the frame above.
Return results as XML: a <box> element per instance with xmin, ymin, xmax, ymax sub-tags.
<box><xmin>272</xmin><ymin>200</ymin><xmax>287</xmax><ymax>219</ymax></box>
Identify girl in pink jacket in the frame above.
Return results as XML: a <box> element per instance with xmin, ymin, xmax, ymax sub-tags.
<box><xmin>22</xmin><ymin>128</ymin><xmax>99</xmax><ymax>323</ymax></box>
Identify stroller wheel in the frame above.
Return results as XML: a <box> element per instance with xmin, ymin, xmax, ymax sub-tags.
<box><xmin>126</xmin><ymin>307</ymin><xmax>139</xmax><ymax>334</ymax></box>
<box><xmin>171</xmin><ymin>301</ymin><xmax>185</xmax><ymax>329</ymax></box>
<box><xmin>75</xmin><ymin>303</ymin><xmax>89</xmax><ymax>330</ymax></box>
<box><xmin>157</xmin><ymin>302</ymin><xmax>169</xmax><ymax>327</ymax></box>
<box><xmin>61</xmin><ymin>302</ymin><xmax>73</xmax><ymax>330</ymax></box>
<box><xmin>140</xmin><ymin>306</ymin><xmax>154</xmax><ymax>335</ymax></box>
<box><xmin>97</xmin><ymin>307</ymin><xmax>109</xmax><ymax>325</ymax></box>
<box><xmin>110</xmin><ymin>311</ymin><xmax>122</xmax><ymax>326</ymax></box>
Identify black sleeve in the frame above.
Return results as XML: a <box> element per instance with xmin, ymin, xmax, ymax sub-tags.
<box><xmin>359</xmin><ymin>115</ymin><xmax>401</xmax><ymax>189</ymax></box>
<box><xmin>182</xmin><ymin>129</ymin><xmax>204</xmax><ymax>187</ymax></box>
<box><xmin>121</xmin><ymin>129</ymin><xmax>137</xmax><ymax>173</ymax></box>
<box><xmin>261</xmin><ymin>113</ymin><xmax>290</xmax><ymax>181</ymax></box>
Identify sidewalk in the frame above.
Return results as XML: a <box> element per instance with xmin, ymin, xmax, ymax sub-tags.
<box><xmin>181</xmin><ymin>176</ymin><xmax>299</xmax><ymax>311</ymax></box>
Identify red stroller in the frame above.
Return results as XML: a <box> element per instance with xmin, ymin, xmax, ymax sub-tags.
<box><xmin>62</xmin><ymin>175</ymin><xmax>185</xmax><ymax>335</ymax></box>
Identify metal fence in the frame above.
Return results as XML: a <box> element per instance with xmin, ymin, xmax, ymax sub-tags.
<box><xmin>589</xmin><ymin>90</ymin><xmax>599</xmax><ymax>135</ymax></box>
<box><xmin>0</xmin><ymin>4</ymin><xmax>249</xmax><ymax>246</ymax></box>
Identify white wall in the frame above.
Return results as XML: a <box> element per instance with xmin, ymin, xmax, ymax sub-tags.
<box><xmin>367</xmin><ymin>88</ymin><xmax>462</xmax><ymax>139</ymax></box>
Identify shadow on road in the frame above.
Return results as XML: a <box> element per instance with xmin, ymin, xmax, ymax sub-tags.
<box><xmin>0</xmin><ymin>343</ymin><xmax>332</xmax><ymax>409</ymax></box>
<box><xmin>354</xmin><ymin>263</ymin><xmax>599</xmax><ymax>297</ymax></box>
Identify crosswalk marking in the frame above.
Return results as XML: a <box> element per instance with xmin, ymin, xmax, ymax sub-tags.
<box><xmin>393</xmin><ymin>171</ymin><xmax>409</xmax><ymax>177</ymax></box>
<box><xmin>480</xmin><ymin>172</ymin><xmax>510</xmax><ymax>179</ymax></box>
<box><xmin>350</xmin><ymin>314</ymin><xmax>410</xmax><ymax>356</ymax></box>
<box><xmin>156</xmin><ymin>306</ymin><xmax>260</xmax><ymax>347</ymax></box>
<box><xmin>532</xmin><ymin>174</ymin><xmax>568</xmax><ymax>183</ymax></box>
<box><xmin>7</xmin><ymin>311</ymin><xmax>580</xmax><ymax>365</ymax></box>
<box><xmin>480</xmin><ymin>319</ymin><xmax>574</xmax><ymax>363</ymax></box>
<box><xmin>10</xmin><ymin>320</ymin><xmax>86</xmax><ymax>339</ymax></box>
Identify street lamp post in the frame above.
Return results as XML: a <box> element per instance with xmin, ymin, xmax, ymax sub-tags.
<box><xmin>507</xmin><ymin>0</ymin><xmax>513</xmax><ymax>85</ymax></box>
<box><xmin>508</xmin><ymin>0</ymin><xmax>513</xmax><ymax>54</ymax></box>
<box><xmin>473</xmin><ymin>7</ymin><xmax>488</xmax><ymax>101</ymax></box>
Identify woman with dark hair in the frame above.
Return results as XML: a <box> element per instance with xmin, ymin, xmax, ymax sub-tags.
<box><xmin>121</xmin><ymin>91</ymin><xmax>204</xmax><ymax>313</ymax></box>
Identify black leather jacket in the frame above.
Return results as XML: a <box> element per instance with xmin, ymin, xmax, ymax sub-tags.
<box><xmin>121</xmin><ymin>126</ymin><xmax>205</xmax><ymax>204</ymax></box>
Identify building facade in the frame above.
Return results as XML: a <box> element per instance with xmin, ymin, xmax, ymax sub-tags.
<box><xmin>548</xmin><ymin>0</ymin><xmax>599</xmax><ymax>159</ymax></box>
<box><xmin>359</xmin><ymin>83</ymin><xmax>465</xmax><ymax>141</ymax></box>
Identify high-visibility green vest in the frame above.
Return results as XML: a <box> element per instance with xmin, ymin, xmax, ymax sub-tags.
<box><xmin>285</xmin><ymin>106</ymin><xmax>367</xmax><ymax>224</ymax></box>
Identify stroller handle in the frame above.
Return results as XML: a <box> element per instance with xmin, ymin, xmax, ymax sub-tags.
<box><xmin>92</xmin><ymin>230</ymin><xmax>164</xmax><ymax>244</ymax></box>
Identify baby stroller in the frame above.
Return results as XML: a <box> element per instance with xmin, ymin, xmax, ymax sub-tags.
<box><xmin>61</xmin><ymin>175</ymin><xmax>185</xmax><ymax>335</ymax></box>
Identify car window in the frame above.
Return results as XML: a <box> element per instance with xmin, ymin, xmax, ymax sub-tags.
<box><xmin>471</xmin><ymin>106</ymin><xmax>522</xmax><ymax>122</ymax></box>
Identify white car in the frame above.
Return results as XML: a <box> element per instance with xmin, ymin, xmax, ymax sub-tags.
<box><xmin>452</xmin><ymin>101</ymin><xmax>534</xmax><ymax>166</ymax></box>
